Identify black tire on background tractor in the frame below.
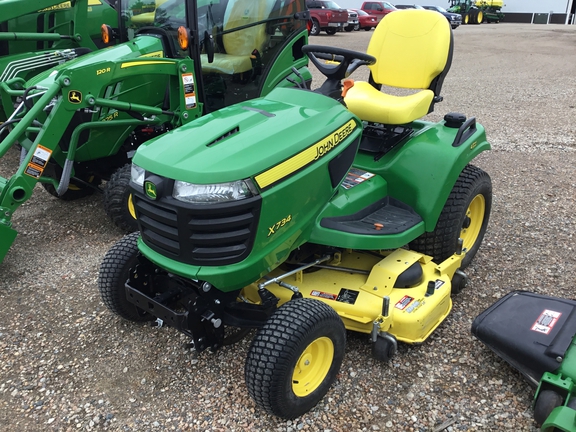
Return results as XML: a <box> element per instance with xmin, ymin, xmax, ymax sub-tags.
<box><xmin>103</xmin><ymin>163</ymin><xmax>139</xmax><ymax>233</ymax></box>
<box><xmin>462</xmin><ymin>13</ymin><xmax>469</xmax><ymax>24</ymax></box>
<box><xmin>98</xmin><ymin>231</ymin><xmax>152</xmax><ymax>322</ymax></box>
<box><xmin>325</xmin><ymin>28</ymin><xmax>337</xmax><ymax>35</ymax></box>
<box><xmin>310</xmin><ymin>19</ymin><xmax>321</xmax><ymax>36</ymax></box>
<box><xmin>471</xmin><ymin>10</ymin><xmax>483</xmax><ymax>24</ymax></box>
<box><xmin>409</xmin><ymin>164</ymin><xmax>492</xmax><ymax>269</ymax></box>
<box><xmin>245</xmin><ymin>298</ymin><xmax>346</xmax><ymax>419</ymax></box>
<box><xmin>42</xmin><ymin>173</ymin><xmax>101</xmax><ymax>201</ymax></box>
<box><xmin>534</xmin><ymin>389</ymin><xmax>563</xmax><ymax>425</ymax></box>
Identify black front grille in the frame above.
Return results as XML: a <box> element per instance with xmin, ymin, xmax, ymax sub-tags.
<box><xmin>134</xmin><ymin>192</ymin><xmax>262</xmax><ymax>266</ymax></box>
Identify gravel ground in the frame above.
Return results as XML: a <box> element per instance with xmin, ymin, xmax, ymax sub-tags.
<box><xmin>0</xmin><ymin>23</ymin><xmax>575</xmax><ymax>432</ymax></box>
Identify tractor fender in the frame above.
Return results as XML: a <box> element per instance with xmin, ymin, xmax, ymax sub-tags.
<box><xmin>354</xmin><ymin>118</ymin><xmax>491</xmax><ymax>231</ymax></box>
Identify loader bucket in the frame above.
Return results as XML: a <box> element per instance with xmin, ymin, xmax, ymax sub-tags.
<box><xmin>0</xmin><ymin>223</ymin><xmax>17</xmax><ymax>264</ymax></box>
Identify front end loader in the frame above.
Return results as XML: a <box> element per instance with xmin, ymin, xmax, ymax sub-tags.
<box><xmin>0</xmin><ymin>0</ymin><xmax>312</xmax><ymax>263</ymax></box>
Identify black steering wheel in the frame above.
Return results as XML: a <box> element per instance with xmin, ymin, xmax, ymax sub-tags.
<box><xmin>302</xmin><ymin>45</ymin><xmax>376</xmax><ymax>81</ymax></box>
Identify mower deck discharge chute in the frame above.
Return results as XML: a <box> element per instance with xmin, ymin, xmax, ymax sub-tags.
<box><xmin>0</xmin><ymin>0</ymin><xmax>312</xmax><ymax>263</ymax></box>
<box><xmin>473</xmin><ymin>291</ymin><xmax>576</xmax><ymax>431</ymax></box>
<box><xmin>99</xmin><ymin>9</ymin><xmax>493</xmax><ymax>418</ymax></box>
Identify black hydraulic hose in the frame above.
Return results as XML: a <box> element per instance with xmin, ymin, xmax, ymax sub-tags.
<box><xmin>22</xmin><ymin>86</ymin><xmax>38</xmax><ymax>110</ymax></box>
<box><xmin>0</xmin><ymin>118</ymin><xmax>21</xmax><ymax>139</ymax></box>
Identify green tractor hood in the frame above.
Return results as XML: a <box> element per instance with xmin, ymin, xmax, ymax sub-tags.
<box><xmin>133</xmin><ymin>87</ymin><xmax>360</xmax><ymax>185</ymax></box>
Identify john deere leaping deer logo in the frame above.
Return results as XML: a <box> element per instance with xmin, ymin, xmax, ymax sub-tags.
<box><xmin>144</xmin><ymin>181</ymin><xmax>157</xmax><ymax>200</ymax></box>
<box><xmin>68</xmin><ymin>90</ymin><xmax>82</xmax><ymax>104</ymax></box>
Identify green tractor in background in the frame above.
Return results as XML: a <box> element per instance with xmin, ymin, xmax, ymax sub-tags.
<box><xmin>0</xmin><ymin>0</ymin><xmax>119</xmax><ymax>120</ymax></box>
<box><xmin>0</xmin><ymin>0</ymin><xmax>312</xmax><ymax>263</ymax></box>
<box><xmin>448</xmin><ymin>0</ymin><xmax>504</xmax><ymax>24</ymax></box>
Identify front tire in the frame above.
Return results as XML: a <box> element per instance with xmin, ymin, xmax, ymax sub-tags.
<box><xmin>103</xmin><ymin>163</ymin><xmax>138</xmax><ymax>233</ymax></box>
<box><xmin>245</xmin><ymin>298</ymin><xmax>346</xmax><ymax>419</ymax></box>
<box><xmin>42</xmin><ymin>171</ymin><xmax>101</xmax><ymax>201</ymax></box>
<box><xmin>409</xmin><ymin>165</ymin><xmax>492</xmax><ymax>269</ymax></box>
<box><xmin>98</xmin><ymin>232</ymin><xmax>151</xmax><ymax>322</ymax></box>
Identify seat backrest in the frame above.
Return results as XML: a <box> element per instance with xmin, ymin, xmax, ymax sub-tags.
<box><xmin>222</xmin><ymin>0</ymin><xmax>273</xmax><ymax>56</ymax></box>
<box><xmin>367</xmin><ymin>9</ymin><xmax>452</xmax><ymax>91</ymax></box>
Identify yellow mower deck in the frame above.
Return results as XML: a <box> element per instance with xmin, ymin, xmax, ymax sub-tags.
<box><xmin>243</xmin><ymin>248</ymin><xmax>463</xmax><ymax>344</ymax></box>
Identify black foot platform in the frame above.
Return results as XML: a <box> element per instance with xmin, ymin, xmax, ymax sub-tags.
<box><xmin>320</xmin><ymin>197</ymin><xmax>422</xmax><ymax>235</ymax></box>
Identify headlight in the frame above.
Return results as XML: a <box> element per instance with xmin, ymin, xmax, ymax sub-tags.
<box><xmin>173</xmin><ymin>179</ymin><xmax>256</xmax><ymax>204</ymax></box>
<box><xmin>131</xmin><ymin>163</ymin><xmax>145</xmax><ymax>186</ymax></box>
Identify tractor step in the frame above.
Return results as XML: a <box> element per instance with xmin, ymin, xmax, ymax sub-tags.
<box><xmin>320</xmin><ymin>197</ymin><xmax>422</xmax><ymax>235</ymax></box>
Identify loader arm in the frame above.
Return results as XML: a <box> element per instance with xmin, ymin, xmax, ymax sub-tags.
<box><xmin>0</xmin><ymin>49</ymin><xmax>198</xmax><ymax>263</ymax></box>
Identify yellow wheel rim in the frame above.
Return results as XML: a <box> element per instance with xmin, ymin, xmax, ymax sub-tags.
<box><xmin>292</xmin><ymin>336</ymin><xmax>334</xmax><ymax>397</ymax></box>
<box><xmin>460</xmin><ymin>194</ymin><xmax>485</xmax><ymax>252</ymax></box>
<box><xmin>477</xmin><ymin>11</ymin><xmax>483</xmax><ymax>23</ymax></box>
<box><xmin>127</xmin><ymin>193</ymin><xmax>136</xmax><ymax>219</ymax></box>
<box><xmin>464</xmin><ymin>14</ymin><xmax>469</xmax><ymax>24</ymax></box>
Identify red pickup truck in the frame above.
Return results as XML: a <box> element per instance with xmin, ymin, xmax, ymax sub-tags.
<box><xmin>360</xmin><ymin>1</ymin><xmax>397</xmax><ymax>23</ymax></box>
<box><xmin>306</xmin><ymin>0</ymin><xmax>349</xmax><ymax>36</ymax></box>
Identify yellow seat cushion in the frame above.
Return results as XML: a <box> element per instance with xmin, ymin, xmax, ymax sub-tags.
<box><xmin>201</xmin><ymin>53</ymin><xmax>254</xmax><ymax>75</ymax></box>
<box><xmin>345</xmin><ymin>82</ymin><xmax>434</xmax><ymax>125</ymax></box>
<box><xmin>201</xmin><ymin>0</ymin><xmax>272</xmax><ymax>75</ymax></box>
<box><xmin>343</xmin><ymin>10</ymin><xmax>451</xmax><ymax>125</ymax></box>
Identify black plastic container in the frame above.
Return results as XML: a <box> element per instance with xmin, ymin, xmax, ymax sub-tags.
<box><xmin>472</xmin><ymin>291</ymin><xmax>576</xmax><ymax>386</ymax></box>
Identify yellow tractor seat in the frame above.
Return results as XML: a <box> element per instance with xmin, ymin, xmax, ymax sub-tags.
<box><xmin>344</xmin><ymin>9</ymin><xmax>453</xmax><ymax>125</ymax></box>
<box><xmin>201</xmin><ymin>0</ymin><xmax>273</xmax><ymax>75</ymax></box>
<box><xmin>131</xmin><ymin>0</ymin><xmax>169</xmax><ymax>25</ymax></box>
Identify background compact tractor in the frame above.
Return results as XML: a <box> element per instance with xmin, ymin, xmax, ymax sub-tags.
<box><xmin>0</xmin><ymin>0</ymin><xmax>311</xmax><ymax>263</ymax></box>
<box><xmin>0</xmin><ymin>0</ymin><xmax>118</xmax><ymax>121</ymax></box>
<box><xmin>99</xmin><ymin>8</ymin><xmax>493</xmax><ymax>418</ymax></box>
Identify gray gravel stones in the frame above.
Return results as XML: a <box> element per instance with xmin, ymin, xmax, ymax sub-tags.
<box><xmin>1</xmin><ymin>23</ymin><xmax>575</xmax><ymax>431</ymax></box>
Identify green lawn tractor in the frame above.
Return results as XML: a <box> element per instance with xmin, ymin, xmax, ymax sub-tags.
<box><xmin>98</xmin><ymin>9</ymin><xmax>492</xmax><ymax>418</ymax></box>
<box><xmin>0</xmin><ymin>0</ymin><xmax>312</xmax><ymax>263</ymax></box>
<box><xmin>0</xmin><ymin>0</ymin><xmax>118</xmax><ymax>120</ymax></box>
<box><xmin>473</xmin><ymin>291</ymin><xmax>576</xmax><ymax>431</ymax></box>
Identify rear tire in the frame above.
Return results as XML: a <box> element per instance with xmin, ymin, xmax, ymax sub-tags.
<box><xmin>325</xmin><ymin>28</ymin><xmax>337</xmax><ymax>35</ymax></box>
<box><xmin>98</xmin><ymin>232</ymin><xmax>152</xmax><ymax>322</ymax></box>
<box><xmin>409</xmin><ymin>165</ymin><xmax>492</xmax><ymax>269</ymax></box>
<box><xmin>103</xmin><ymin>163</ymin><xmax>138</xmax><ymax>233</ymax></box>
<box><xmin>245</xmin><ymin>298</ymin><xmax>345</xmax><ymax>419</ymax></box>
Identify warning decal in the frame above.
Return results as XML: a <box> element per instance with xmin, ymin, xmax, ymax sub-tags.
<box><xmin>181</xmin><ymin>73</ymin><xmax>196</xmax><ymax>109</ymax></box>
<box><xmin>341</xmin><ymin>168</ymin><xmax>375</xmax><ymax>190</ymax></box>
<box><xmin>24</xmin><ymin>145</ymin><xmax>52</xmax><ymax>179</ymax></box>
<box><xmin>336</xmin><ymin>288</ymin><xmax>359</xmax><ymax>304</ymax></box>
<box><xmin>31</xmin><ymin>145</ymin><xmax>51</xmax><ymax>168</ymax></box>
<box><xmin>310</xmin><ymin>290</ymin><xmax>338</xmax><ymax>301</ymax></box>
<box><xmin>531</xmin><ymin>309</ymin><xmax>562</xmax><ymax>335</ymax></box>
<box><xmin>395</xmin><ymin>295</ymin><xmax>414</xmax><ymax>311</ymax></box>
